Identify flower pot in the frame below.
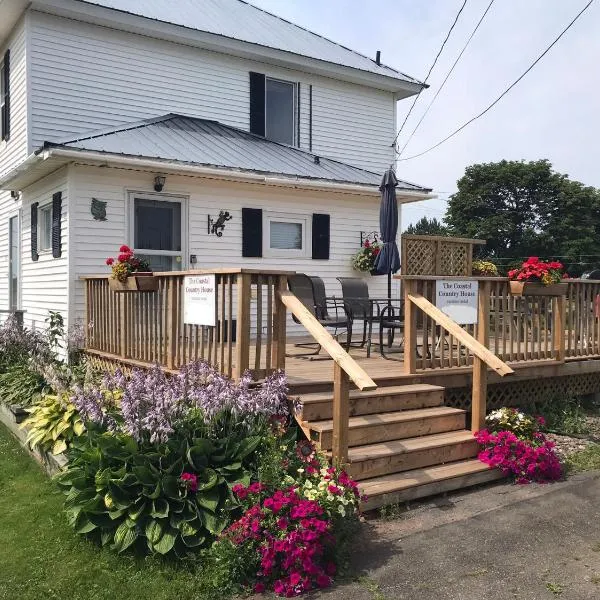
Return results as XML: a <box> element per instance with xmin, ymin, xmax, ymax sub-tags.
<box><xmin>109</xmin><ymin>272</ymin><xmax>157</xmax><ymax>293</ymax></box>
<box><xmin>509</xmin><ymin>281</ymin><xmax>567</xmax><ymax>296</ymax></box>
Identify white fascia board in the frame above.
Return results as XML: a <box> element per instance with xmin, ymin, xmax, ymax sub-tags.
<box><xmin>30</xmin><ymin>0</ymin><xmax>424</xmax><ymax>96</ymax></box>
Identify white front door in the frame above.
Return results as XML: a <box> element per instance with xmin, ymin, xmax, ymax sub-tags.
<box><xmin>129</xmin><ymin>194</ymin><xmax>186</xmax><ymax>272</ymax></box>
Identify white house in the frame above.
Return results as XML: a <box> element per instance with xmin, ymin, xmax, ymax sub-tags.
<box><xmin>0</xmin><ymin>0</ymin><xmax>433</xmax><ymax>333</ymax></box>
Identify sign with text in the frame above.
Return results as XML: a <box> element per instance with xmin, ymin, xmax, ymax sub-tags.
<box><xmin>183</xmin><ymin>275</ymin><xmax>216</xmax><ymax>326</ymax></box>
<box><xmin>435</xmin><ymin>280</ymin><xmax>479</xmax><ymax>325</ymax></box>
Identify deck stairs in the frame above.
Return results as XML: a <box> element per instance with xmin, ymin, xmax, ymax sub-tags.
<box><xmin>293</xmin><ymin>383</ymin><xmax>503</xmax><ymax>510</ymax></box>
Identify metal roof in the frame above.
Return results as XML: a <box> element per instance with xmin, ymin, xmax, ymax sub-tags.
<box><xmin>42</xmin><ymin>115</ymin><xmax>430</xmax><ymax>191</ymax></box>
<box><xmin>75</xmin><ymin>0</ymin><xmax>423</xmax><ymax>87</ymax></box>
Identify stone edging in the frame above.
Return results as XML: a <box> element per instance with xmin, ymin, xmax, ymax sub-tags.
<box><xmin>0</xmin><ymin>403</ymin><xmax>68</xmax><ymax>476</ymax></box>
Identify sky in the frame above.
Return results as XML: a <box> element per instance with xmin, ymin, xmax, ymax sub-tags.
<box><xmin>250</xmin><ymin>0</ymin><xmax>600</xmax><ymax>229</ymax></box>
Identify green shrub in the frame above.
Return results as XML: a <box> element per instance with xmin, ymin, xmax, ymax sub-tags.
<box><xmin>21</xmin><ymin>393</ymin><xmax>85</xmax><ymax>455</ymax></box>
<box><xmin>539</xmin><ymin>396</ymin><xmax>589</xmax><ymax>436</ymax></box>
<box><xmin>0</xmin><ymin>361</ymin><xmax>46</xmax><ymax>406</ymax></box>
<box><xmin>56</xmin><ymin>419</ymin><xmax>265</xmax><ymax>558</ymax></box>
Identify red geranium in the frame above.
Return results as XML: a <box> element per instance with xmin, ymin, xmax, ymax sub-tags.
<box><xmin>508</xmin><ymin>257</ymin><xmax>567</xmax><ymax>285</ymax></box>
<box><xmin>105</xmin><ymin>244</ymin><xmax>151</xmax><ymax>282</ymax></box>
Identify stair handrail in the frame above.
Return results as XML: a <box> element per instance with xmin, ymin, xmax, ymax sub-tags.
<box><xmin>279</xmin><ymin>289</ymin><xmax>377</xmax><ymax>465</ymax></box>
<box><xmin>404</xmin><ymin>282</ymin><xmax>514</xmax><ymax>433</ymax></box>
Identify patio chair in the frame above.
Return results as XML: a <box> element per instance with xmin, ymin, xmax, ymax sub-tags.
<box><xmin>337</xmin><ymin>277</ymin><xmax>381</xmax><ymax>356</ymax></box>
<box><xmin>379</xmin><ymin>300</ymin><xmax>405</xmax><ymax>360</ymax></box>
<box><xmin>287</xmin><ymin>274</ymin><xmax>352</xmax><ymax>357</ymax></box>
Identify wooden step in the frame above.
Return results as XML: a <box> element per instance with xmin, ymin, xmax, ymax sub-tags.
<box><xmin>360</xmin><ymin>459</ymin><xmax>505</xmax><ymax>511</ymax></box>
<box><xmin>309</xmin><ymin>406</ymin><xmax>466</xmax><ymax>450</ymax></box>
<box><xmin>344</xmin><ymin>431</ymin><xmax>479</xmax><ymax>481</ymax></box>
<box><xmin>294</xmin><ymin>384</ymin><xmax>444</xmax><ymax>422</ymax></box>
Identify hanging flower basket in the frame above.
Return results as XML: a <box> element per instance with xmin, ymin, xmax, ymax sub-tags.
<box><xmin>108</xmin><ymin>272</ymin><xmax>157</xmax><ymax>293</ymax></box>
<box><xmin>508</xmin><ymin>257</ymin><xmax>568</xmax><ymax>296</ymax></box>
<box><xmin>508</xmin><ymin>281</ymin><xmax>567</xmax><ymax>297</ymax></box>
<box><xmin>353</xmin><ymin>239</ymin><xmax>382</xmax><ymax>274</ymax></box>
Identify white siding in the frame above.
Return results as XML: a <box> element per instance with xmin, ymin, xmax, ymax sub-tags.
<box><xmin>69</xmin><ymin>165</ymin><xmax>400</xmax><ymax>333</ymax></box>
<box><xmin>0</xmin><ymin>17</ymin><xmax>28</xmax><ymax>179</ymax></box>
<box><xmin>20</xmin><ymin>167</ymin><xmax>69</xmax><ymax>331</ymax></box>
<box><xmin>29</xmin><ymin>11</ymin><xmax>395</xmax><ymax>174</ymax></box>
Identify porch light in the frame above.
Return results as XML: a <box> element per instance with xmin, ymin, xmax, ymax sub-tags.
<box><xmin>153</xmin><ymin>175</ymin><xmax>166</xmax><ymax>192</ymax></box>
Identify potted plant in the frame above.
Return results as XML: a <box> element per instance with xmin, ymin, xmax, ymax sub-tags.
<box><xmin>472</xmin><ymin>259</ymin><xmax>499</xmax><ymax>277</ymax></box>
<box><xmin>106</xmin><ymin>245</ymin><xmax>157</xmax><ymax>292</ymax></box>
<box><xmin>352</xmin><ymin>239</ymin><xmax>382</xmax><ymax>274</ymax></box>
<box><xmin>508</xmin><ymin>257</ymin><xmax>568</xmax><ymax>296</ymax></box>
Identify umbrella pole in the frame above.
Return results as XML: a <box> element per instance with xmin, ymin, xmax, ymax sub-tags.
<box><xmin>387</xmin><ymin>270</ymin><xmax>393</xmax><ymax>346</ymax></box>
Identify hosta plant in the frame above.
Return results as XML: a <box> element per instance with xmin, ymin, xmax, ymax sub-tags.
<box><xmin>56</xmin><ymin>419</ymin><xmax>264</xmax><ymax>557</ymax></box>
<box><xmin>0</xmin><ymin>360</ymin><xmax>46</xmax><ymax>407</ymax></box>
<box><xmin>21</xmin><ymin>393</ymin><xmax>85</xmax><ymax>455</ymax></box>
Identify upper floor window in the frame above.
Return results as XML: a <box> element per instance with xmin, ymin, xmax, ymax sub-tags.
<box><xmin>38</xmin><ymin>204</ymin><xmax>52</xmax><ymax>252</ymax></box>
<box><xmin>249</xmin><ymin>72</ymin><xmax>296</xmax><ymax>146</ymax></box>
<box><xmin>0</xmin><ymin>49</ymin><xmax>9</xmax><ymax>142</ymax></box>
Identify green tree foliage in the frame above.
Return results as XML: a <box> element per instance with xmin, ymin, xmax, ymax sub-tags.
<box><xmin>445</xmin><ymin>160</ymin><xmax>600</xmax><ymax>274</ymax></box>
<box><xmin>404</xmin><ymin>216</ymin><xmax>449</xmax><ymax>236</ymax></box>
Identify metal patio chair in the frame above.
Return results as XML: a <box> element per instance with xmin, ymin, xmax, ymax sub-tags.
<box><xmin>378</xmin><ymin>299</ymin><xmax>405</xmax><ymax>360</ymax></box>
<box><xmin>287</xmin><ymin>274</ymin><xmax>352</xmax><ymax>357</ymax></box>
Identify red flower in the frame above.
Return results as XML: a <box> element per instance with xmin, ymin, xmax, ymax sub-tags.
<box><xmin>117</xmin><ymin>253</ymin><xmax>130</xmax><ymax>263</ymax></box>
<box><xmin>254</xmin><ymin>582</ymin><xmax>265</xmax><ymax>594</ymax></box>
<box><xmin>119</xmin><ymin>245</ymin><xmax>131</xmax><ymax>252</ymax></box>
<box><xmin>180</xmin><ymin>472</ymin><xmax>198</xmax><ymax>493</ymax></box>
<box><xmin>105</xmin><ymin>257</ymin><xmax>114</xmax><ymax>266</ymax></box>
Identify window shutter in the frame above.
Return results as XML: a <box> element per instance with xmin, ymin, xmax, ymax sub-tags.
<box><xmin>312</xmin><ymin>213</ymin><xmax>330</xmax><ymax>259</ymax></box>
<box><xmin>51</xmin><ymin>191</ymin><xmax>62</xmax><ymax>258</ymax></box>
<box><xmin>242</xmin><ymin>208</ymin><xmax>262</xmax><ymax>257</ymax></box>
<box><xmin>31</xmin><ymin>202</ymin><xmax>39</xmax><ymax>262</ymax></box>
<box><xmin>1</xmin><ymin>49</ymin><xmax>9</xmax><ymax>141</ymax></box>
<box><xmin>249</xmin><ymin>72</ymin><xmax>265</xmax><ymax>137</ymax></box>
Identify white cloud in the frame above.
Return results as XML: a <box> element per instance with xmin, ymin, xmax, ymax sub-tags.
<box><xmin>250</xmin><ymin>0</ymin><xmax>600</xmax><ymax>227</ymax></box>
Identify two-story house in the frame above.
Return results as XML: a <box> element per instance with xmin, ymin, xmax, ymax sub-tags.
<box><xmin>0</xmin><ymin>0</ymin><xmax>432</xmax><ymax>333</ymax></box>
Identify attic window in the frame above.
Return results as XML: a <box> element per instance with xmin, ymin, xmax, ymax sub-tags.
<box><xmin>266</xmin><ymin>78</ymin><xmax>295</xmax><ymax>145</ymax></box>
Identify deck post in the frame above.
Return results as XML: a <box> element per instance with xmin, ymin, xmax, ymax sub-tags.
<box><xmin>119</xmin><ymin>294</ymin><xmax>128</xmax><ymax>359</ymax></box>
<box><xmin>404</xmin><ymin>278</ymin><xmax>417</xmax><ymax>374</ymax></box>
<box><xmin>332</xmin><ymin>361</ymin><xmax>350</xmax><ymax>466</ymax></box>
<box><xmin>553</xmin><ymin>295</ymin><xmax>566</xmax><ymax>362</ymax></box>
<box><xmin>166</xmin><ymin>276</ymin><xmax>177</xmax><ymax>370</ymax></box>
<box><xmin>235</xmin><ymin>272</ymin><xmax>251</xmax><ymax>380</ymax></box>
<box><xmin>472</xmin><ymin>279</ymin><xmax>490</xmax><ymax>432</ymax></box>
<box><xmin>272</xmin><ymin>275</ymin><xmax>288</xmax><ymax>371</ymax></box>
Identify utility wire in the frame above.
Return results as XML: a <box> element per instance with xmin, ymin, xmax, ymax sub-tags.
<box><xmin>397</xmin><ymin>0</ymin><xmax>495</xmax><ymax>158</ymax></box>
<box><xmin>391</xmin><ymin>0</ymin><xmax>468</xmax><ymax>148</ymax></box>
<box><xmin>398</xmin><ymin>0</ymin><xmax>596</xmax><ymax>162</ymax></box>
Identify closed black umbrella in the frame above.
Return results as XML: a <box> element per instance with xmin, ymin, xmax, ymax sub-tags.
<box><xmin>373</xmin><ymin>168</ymin><xmax>400</xmax><ymax>301</ymax></box>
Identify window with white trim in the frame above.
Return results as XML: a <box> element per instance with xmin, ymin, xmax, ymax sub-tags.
<box><xmin>265</xmin><ymin>78</ymin><xmax>296</xmax><ymax>145</ymax></box>
<box><xmin>38</xmin><ymin>204</ymin><xmax>52</xmax><ymax>252</ymax></box>
<box><xmin>263</xmin><ymin>213</ymin><xmax>309</xmax><ymax>257</ymax></box>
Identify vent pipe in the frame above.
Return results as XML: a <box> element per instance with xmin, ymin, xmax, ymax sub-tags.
<box><xmin>375</xmin><ymin>50</ymin><xmax>381</xmax><ymax>66</ymax></box>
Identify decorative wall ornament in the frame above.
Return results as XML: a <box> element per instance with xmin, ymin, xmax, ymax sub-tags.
<box><xmin>91</xmin><ymin>198</ymin><xmax>107</xmax><ymax>221</ymax></box>
<box><xmin>360</xmin><ymin>230</ymin><xmax>379</xmax><ymax>246</ymax></box>
<box><xmin>208</xmin><ymin>210</ymin><xmax>232</xmax><ymax>237</ymax></box>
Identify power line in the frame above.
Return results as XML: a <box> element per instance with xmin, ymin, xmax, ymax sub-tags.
<box><xmin>397</xmin><ymin>0</ymin><xmax>495</xmax><ymax>158</ymax></box>
<box><xmin>398</xmin><ymin>0</ymin><xmax>596</xmax><ymax>162</ymax></box>
<box><xmin>391</xmin><ymin>0</ymin><xmax>468</xmax><ymax>147</ymax></box>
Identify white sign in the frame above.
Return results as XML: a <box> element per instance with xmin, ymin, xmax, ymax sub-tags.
<box><xmin>184</xmin><ymin>275</ymin><xmax>216</xmax><ymax>326</ymax></box>
<box><xmin>435</xmin><ymin>280</ymin><xmax>479</xmax><ymax>325</ymax></box>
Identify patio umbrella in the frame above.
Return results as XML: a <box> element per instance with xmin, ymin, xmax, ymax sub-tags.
<box><xmin>373</xmin><ymin>168</ymin><xmax>400</xmax><ymax>301</ymax></box>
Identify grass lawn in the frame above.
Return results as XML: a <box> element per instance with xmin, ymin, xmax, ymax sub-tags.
<box><xmin>0</xmin><ymin>424</ymin><xmax>224</xmax><ymax>600</ymax></box>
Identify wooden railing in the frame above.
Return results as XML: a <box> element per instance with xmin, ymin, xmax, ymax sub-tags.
<box><xmin>565</xmin><ymin>279</ymin><xmax>600</xmax><ymax>359</ymax></box>
<box><xmin>403</xmin><ymin>278</ymin><xmax>514</xmax><ymax>430</ymax></box>
<box><xmin>83</xmin><ymin>269</ymin><xmax>290</xmax><ymax>380</ymax></box>
<box><xmin>279</xmin><ymin>290</ymin><xmax>377</xmax><ymax>464</ymax></box>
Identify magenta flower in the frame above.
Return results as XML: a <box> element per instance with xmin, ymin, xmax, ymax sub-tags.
<box><xmin>180</xmin><ymin>472</ymin><xmax>198</xmax><ymax>493</ymax></box>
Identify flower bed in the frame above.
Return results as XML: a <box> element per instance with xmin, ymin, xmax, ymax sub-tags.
<box><xmin>475</xmin><ymin>408</ymin><xmax>562</xmax><ymax>484</ymax></box>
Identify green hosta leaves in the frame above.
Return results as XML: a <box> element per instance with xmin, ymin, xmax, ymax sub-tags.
<box><xmin>113</xmin><ymin>521</ymin><xmax>138</xmax><ymax>553</ymax></box>
<box><xmin>196</xmin><ymin>487</ymin><xmax>220</xmax><ymax>513</ymax></box>
<box><xmin>152</xmin><ymin>528</ymin><xmax>177</xmax><ymax>555</ymax></box>
<box><xmin>150</xmin><ymin>498</ymin><xmax>169</xmax><ymax>518</ymax></box>
<box><xmin>145</xmin><ymin>519</ymin><xmax>164</xmax><ymax>545</ymax></box>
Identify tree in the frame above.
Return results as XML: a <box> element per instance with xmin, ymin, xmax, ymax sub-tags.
<box><xmin>445</xmin><ymin>160</ymin><xmax>600</xmax><ymax>274</ymax></box>
<box><xmin>404</xmin><ymin>216</ymin><xmax>449</xmax><ymax>236</ymax></box>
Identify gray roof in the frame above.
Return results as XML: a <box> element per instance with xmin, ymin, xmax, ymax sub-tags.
<box><xmin>42</xmin><ymin>115</ymin><xmax>430</xmax><ymax>191</ymax></box>
<box><xmin>76</xmin><ymin>0</ymin><xmax>422</xmax><ymax>86</ymax></box>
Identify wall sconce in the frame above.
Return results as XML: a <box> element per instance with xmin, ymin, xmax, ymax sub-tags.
<box><xmin>360</xmin><ymin>230</ymin><xmax>380</xmax><ymax>246</ymax></box>
<box><xmin>154</xmin><ymin>175</ymin><xmax>166</xmax><ymax>192</ymax></box>
<box><xmin>208</xmin><ymin>210</ymin><xmax>232</xmax><ymax>237</ymax></box>
<box><xmin>10</xmin><ymin>190</ymin><xmax>20</xmax><ymax>201</ymax></box>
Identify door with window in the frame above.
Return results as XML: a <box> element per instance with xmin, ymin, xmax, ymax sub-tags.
<box><xmin>8</xmin><ymin>214</ymin><xmax>19</xmax><ymax>310</ymax></box>
<box><xmin>130</xmin><ymin>195</ymin><xmax>185</xmax><ymax>272</ymax></box>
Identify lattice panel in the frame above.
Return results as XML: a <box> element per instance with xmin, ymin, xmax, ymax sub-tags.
<box><xmin>85</xmin><ymin>354</ymin><xmax>134</xmax><ymax>377</ymax></box>
<box><xmin>402</xmin><ymin>239</ymin><xmax>437</xmax><ymax>275</ymax></box>
<box><xmin>445</xmin><ymin>372</ymin><xmax>600</xmax><ymax>412</ymax></box>
<box><xmin>439</xmin><ymin>242</ymin><xmax>469</xmax><ymax>276</ymax></box>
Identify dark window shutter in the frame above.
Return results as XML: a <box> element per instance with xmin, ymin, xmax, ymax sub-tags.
<box><xmin>51</xmin><ymin>191</ymin><xmax>62</xmax><ymax>258</ymax></box>
<box><xmin>31</xmin><ymin>202</ymin><xmax>39</xmax><ymax>262</ymax></box>
<box><xmin>249</xmin><ymin>72</ymin><xmax>265</xmax><ymax>137</ymax></box>
<box><xmin>1</xmin><ymin>49</ymin><xmax>9</xmax><ymax>141</ymax></box>
<box><xmin>242</xmin><ymin>208</ymin><xmax>262</xmax><ymax>257</ymax></box>
<box><xmin>312</xmin><ymin>213</ymin><xmax>330</xmax><ymax>259</ymax></box>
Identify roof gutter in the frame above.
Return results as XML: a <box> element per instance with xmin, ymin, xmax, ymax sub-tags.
<box><xmin>37</xmin><ymin>147</ymin><xmax>434</xmax><ymax>200</ymax></box>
